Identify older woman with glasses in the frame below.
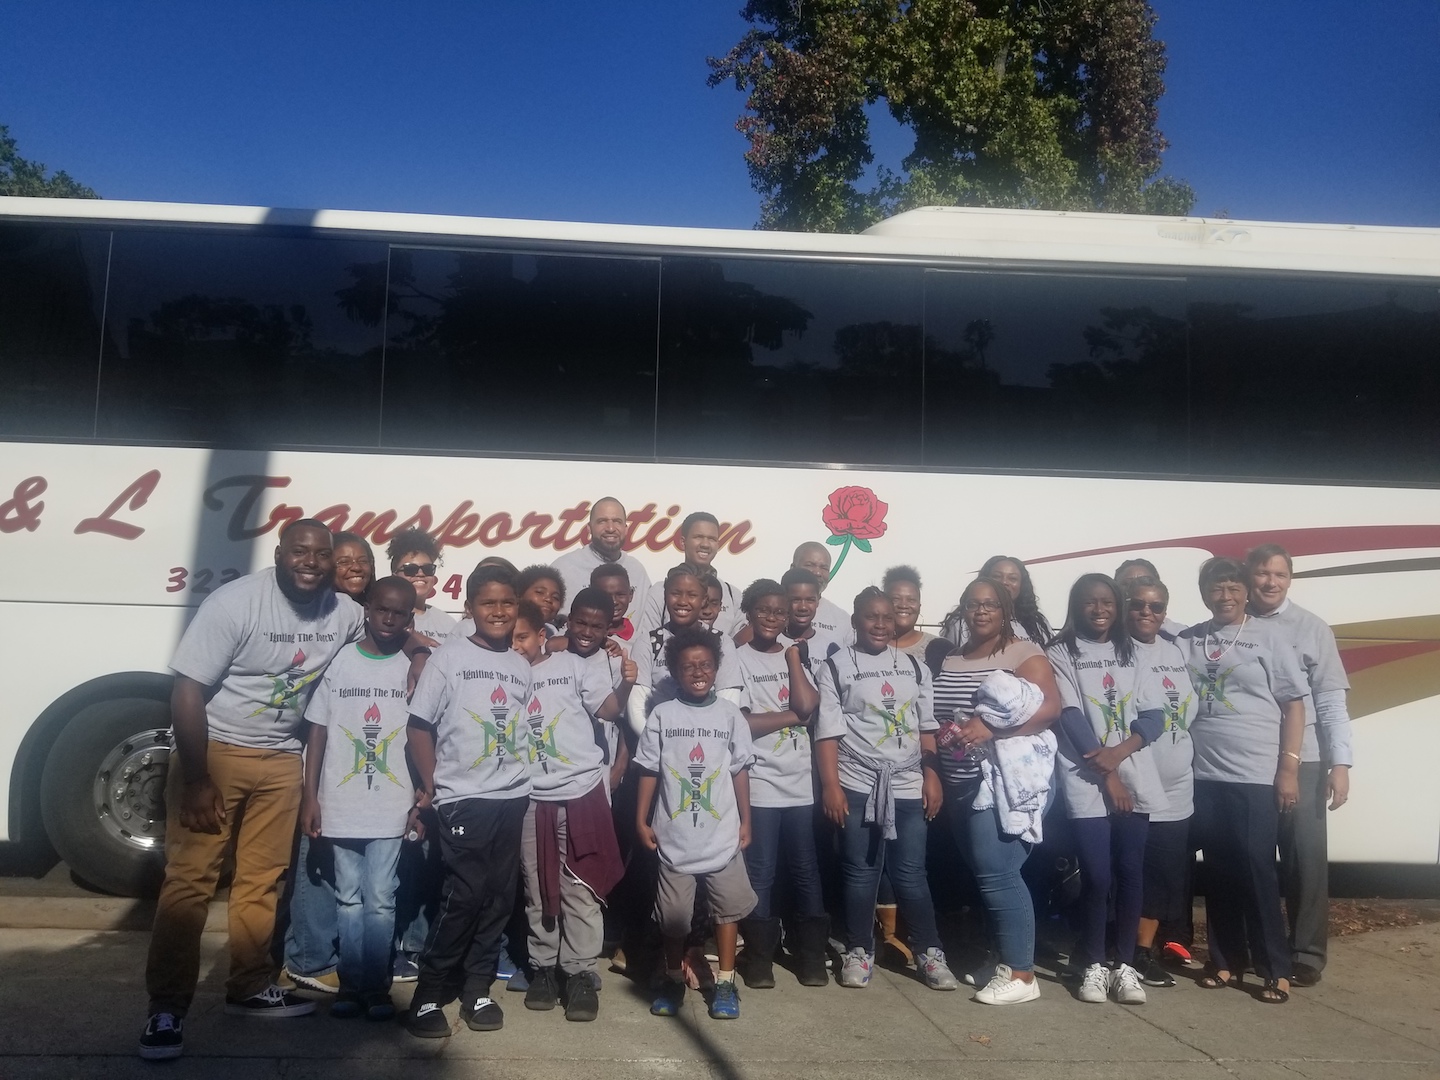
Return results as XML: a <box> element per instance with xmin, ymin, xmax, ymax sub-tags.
<box><xmin>1175</xmin><ymin>558</ymin><xmax>1308</xmax><ymax>1004</ymax></box>
<box><xmin>931</xmin><ymin>577</ymin><xmax>1060</xmax><ymax>1005</ymax></box>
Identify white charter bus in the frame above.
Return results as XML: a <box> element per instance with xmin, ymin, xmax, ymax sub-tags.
<box><xmin>1</xmin><ymin>197</ymin><xmax>1437</xmax><ymax>895</ymax></box>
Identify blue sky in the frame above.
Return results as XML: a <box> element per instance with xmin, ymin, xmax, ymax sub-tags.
<box><xmin>2</xmin><ymin>1</ymin><xmax>1436</xmax><ymax>229</ymax></box>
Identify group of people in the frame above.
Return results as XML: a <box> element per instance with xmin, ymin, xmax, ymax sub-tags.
<box><xmin>137</xmin><ymin>496</ymin><xmax>1352</xmax><ymax>1060</ymax></box>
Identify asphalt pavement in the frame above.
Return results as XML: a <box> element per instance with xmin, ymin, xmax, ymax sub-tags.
<box><xmin>1</xmin><ymin>917</ymin><xmax>1437</xmax><ymax>1080</ymax></box>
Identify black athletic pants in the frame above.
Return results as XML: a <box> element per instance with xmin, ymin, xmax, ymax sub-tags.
<box><xmin>415</xmin><ymin>795</ymin><xmax>528</xmax><ymax>1005</ymax></box>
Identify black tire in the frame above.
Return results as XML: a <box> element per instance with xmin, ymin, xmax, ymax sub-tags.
<box><xmin>40</xmin><ymin>697</ymin><xmax>171</xmax><ymax>897</ymax></box>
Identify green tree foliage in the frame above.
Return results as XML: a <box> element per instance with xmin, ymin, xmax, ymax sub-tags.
<box><xmin>0</xmin><ymin>125</ymin><xmax>99</xmax><ymax>199</ymax></box>
<box><xmin>709</xmin><ymin>0</ymin><xmax>1194</xmax><ymax>230</ymax></box>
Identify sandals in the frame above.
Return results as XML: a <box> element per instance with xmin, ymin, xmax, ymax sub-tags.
<box><xmin>1258</xmin><ymin>979</ymin><xmax>1290</xmax><ymax>1004</ymax></box>
<box><xmin>1197</xmin><ymin>969</ymin><xmax>1241</xmax><ymax>990</ymax></box>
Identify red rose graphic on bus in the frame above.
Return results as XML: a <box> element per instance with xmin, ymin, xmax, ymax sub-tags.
<box><xmin>822</xmin><ymin>486</ymin><xmax>888</xmax><ymax>578</ymax></box>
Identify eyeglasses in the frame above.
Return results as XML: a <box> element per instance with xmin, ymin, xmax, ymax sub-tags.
<box><xmin>1128</xmin><ymin>600</ymin><xmax>1167</xmax><ymax>614</ymax></box>
<box><xmin>752</xmin><ymin>606</ymin><xmax>788</xmax><ymax>620</ymax></box>
<box><xmin>679</xmin><ymin>661</ymin><xmax>717</xmax><ymax>674</ymax></box>
<box><xmin>396</xmin><ymin>563</ymin><xmax>438</xmax><ymax>577</ymax></box>
<box><xmin>964</xmin><ymin>600</ymin><xmax>1002</xmax><ymax>613</ymax></box>
<box><xmin>335</xmin><ymin>556</ymin><xmax>373</xmax><ymax>569</ymax></box>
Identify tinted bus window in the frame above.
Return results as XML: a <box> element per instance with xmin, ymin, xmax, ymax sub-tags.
<box><xmin>1188</xmin><ymin>277</ymin><xmax>1440</xmax><ymax>481</ymax></box>
<box><xmin>381</xmin><ymin>248</ymin><xmax>660</xmax><ymax>457</ymax></box>
<box><xmin>657</xmin><ymin>257</ymin><xmax>924</xmax><ymax>465</ymax></box>
<box><xmin>0</xmin><ymin>225</ymin><xmax>109</xmax><ymax>438</ymax></box>
<box><xmin>96</xmin><ymin>231</ymin><xmax>387</xmax><ymax>446</ymax></box>
<box><xmin>923</xmin><ymin>270</ymin><xmax>1189</xmax><ymax>473</ymax></box>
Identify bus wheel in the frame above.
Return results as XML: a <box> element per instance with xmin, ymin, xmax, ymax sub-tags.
<box><xmin>40</xmin><ymin>698</ymin><xmax>171</xmax><ymax>897</ymax></box>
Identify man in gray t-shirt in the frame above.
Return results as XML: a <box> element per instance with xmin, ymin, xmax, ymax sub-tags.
<box><xmin>552</xmin><ymin>497</ymin><xmax>653</xmax><ymax>624</ymax></box>
<box><xmin>1248</xmin><ymin>544</ymin><xmax>1354</xmax><ymax>983</ymax></box>
<box><xmin>142</xmin><ymin>520</ymin><xmax>365</xmax><ymax>1060</ymax></box>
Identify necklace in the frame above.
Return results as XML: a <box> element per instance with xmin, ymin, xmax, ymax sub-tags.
<box><xmin>1205</xmin><ymin>615</ymin><xmax>1248</xmax><ymax>661</ymax></box>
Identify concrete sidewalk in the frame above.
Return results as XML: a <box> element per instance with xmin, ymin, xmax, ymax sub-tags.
<box><xmin>1</xmin><ymin>922</ymin><xmax>1437</xmax><ymax>1080</ymax></box>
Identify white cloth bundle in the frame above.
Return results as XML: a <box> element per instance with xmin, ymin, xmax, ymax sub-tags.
<box><xmin>971</xmin><ymin>670</ymin><xmax>1056</xmax><ymax>844</ymax></box>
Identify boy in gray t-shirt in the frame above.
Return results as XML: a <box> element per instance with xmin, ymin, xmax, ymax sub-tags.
<box><xmin>635</xmin><ymin>627</ymin><xmax>756</xmax><ymax>1021</ymax></box>
<box><xmin>299</xmin><ymin>576</ymin><xmax>420</xmax><ymax>1020</ymax></box>
<box><xmin>402</xmin><ymin>565</ymin><xmax>533</xmax><ymax>1039</ymax></box>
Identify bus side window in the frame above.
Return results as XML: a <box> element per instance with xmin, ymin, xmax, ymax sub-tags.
<box><xmin>656</xmin><ymin>256</ymin><xmax>925</xmax><ymax>467</ymax></box>
<box><xmin>1188</xmin><ymin>277</ymin><xmax>1440</xmax><ymax>482</ymax></box>
<box><xmin>0</xmin><ymin>225</ymin><xmax>111</xmax><ymax>439</ymax></box>
<box><xmin>921</xmin><ymin>270</ymin><xmax>1190</xmax><ymax>475</ymax></box>
<box><xmin>94</xmin><ymin>230</ymin><xmax>388</xmax><ymax>448</ymax></box>
<box><xmin>379</xmin><ymin>248</ymin><xmax>660</xmax><ymax>459</ymax></box>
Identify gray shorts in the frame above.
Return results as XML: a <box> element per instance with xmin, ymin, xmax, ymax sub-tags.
<box><xmin>653</xmin><ymin>850</ymin><xmax>756</xmax><ymax>938</ymax></box>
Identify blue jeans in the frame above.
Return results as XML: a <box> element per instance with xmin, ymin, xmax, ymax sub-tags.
<box><xmin>945</xmin><ymin>783</ymin><xmax>1035</xmax><ymax>972</ymax></box>
<box><xmin>744</xmin><ymin>804</ymin><xmax>826</xmax><ymax>921</ymax></box>
<box><xmin>332</xmin><ymin>836</ymin><xmax>403</xmax><ymax>995</ymax></box>
<box><xmin>1071</xmin><ymin>812</ymin><xmax>1149</xmax><ymax>968</ymax></box>
<box><xmin>394</xmin><ymin>835</ymin><xmax>442</xmax><ymax>956</ymax></box>
<box><xmin>284</xmin><ymin>834</ymin><xmax>337</xmax><ymax>977</ymax></box>
<box><xmin>839</xmin><ymin>788</ymin><xmax>940</xmax><ymax>953</ymax></box>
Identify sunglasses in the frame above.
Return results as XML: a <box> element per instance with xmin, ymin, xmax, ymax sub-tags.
<box><xmin>1128</xmin><ymin>600</ymin><xmax>1167</xmax><ymax>614</ymax></box>
<box><xmin>396</xmin><ymin>562</ymin><xmax>438</xmax><ymax>577</ymax></box>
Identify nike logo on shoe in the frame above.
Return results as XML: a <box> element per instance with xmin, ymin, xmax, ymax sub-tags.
<box><xmin>415</xmin><ymin>1003</ymin><xmax>441</xmax><ymax>1017</ymax></box>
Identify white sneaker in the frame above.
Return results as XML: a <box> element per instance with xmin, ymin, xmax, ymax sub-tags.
<box><xmin>973</xmin><ymin>964</ymin><xmax>1041</xmax><ymax>1005</ymax></box>
<box><xmin>917</xmin><ymin>947</ymin><xmax>960</xmax><ymax>991</ymax></box>
<box><xmin>839</xmin><ymin>948</ymin><xmax>873</xmax><ymax>988</ymax></box>
<box><xmin>1077</xmin><ymin>963</ymin><xmax>1111</xmax><ymax>1003</ymax></box>
<box><xmin>1110</xmin><ymin>963</ymin><xmax>1147</xmax><ymax>1005</ymax></box>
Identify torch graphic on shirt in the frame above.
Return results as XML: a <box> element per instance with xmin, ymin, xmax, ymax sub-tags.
<box><xmin>250</xmin><ymin>648</ymin><xmax>319</xmax><ymax>722</ymax></box>
<box><xmin>527</xmin><ymin>696</ymin><xmax>548</xmax><ymax>773</ymax></box>
<box><xmin>882</xmin><ymin>681</ymin><xmax>900</xmax><ymax>746</ymax></box>
<box><xmin>687</xmin><ymin>743</ymin><xmax>705</xmax><ymax>825</ymax></box>
<box><xmin>1103</xmin><ymin>672</ymin><xmax>1118</xmax><ymax>739</ymax></box>
<box><xmin>362</xmin><ymin>704</ymin><xmax>382</xmax><ymax>789</ymax></box>
<box><xmin>490</xmin><ymin>685</ymin><xmax>510</xmax><ymax>759</ymax></box>
<box><xmin>1163</xmin><ymin>676</ymin><xmax>1181</xmax><ymax>738</ymax></box>
<box><xmin>1085</xmin><ymin>671</ymin><xmax>1131</xmax><ymax>740</ymax></box>
<box><xmin>778</xmin><ymin>684</ymin><xmax>799</xmax><ymax>751</ymax></box>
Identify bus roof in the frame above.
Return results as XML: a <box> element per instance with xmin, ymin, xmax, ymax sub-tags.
<box><xmin>2</xmin><ymin>196</ymin><xmax>1437</xmax><ymax>278</ymax></box>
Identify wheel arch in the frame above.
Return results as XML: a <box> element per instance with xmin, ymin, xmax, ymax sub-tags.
<box><xmin>8</xmin><ymin>671</ymin><xmax>174</xmax><ymax>847</ymax></box>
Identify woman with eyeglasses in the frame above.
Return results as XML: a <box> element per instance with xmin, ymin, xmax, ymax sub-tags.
<box><xmin>931</xmin><ymin>577</ymin><xmax>1060</xmax><ymax>1005</ymax></box>
<box><xmin>942</xmin><ymin>556</ymin><xmax>1053</xmax><ymax>648</ymax></box>
<box><xmin>1175</xmin><ymin>558</ymin><xmax>1308</xmax><ymax>1004</ymax></box>
<box><xmin>386</xmin><ymin>529</ymin><xmax>457</xmax><ymax>640</ymax></box>
<box><xmin>1048</xmin><ymin>574</ymin><xmax>1169</xmax><ymax>1006</ymax></box>
<box><xmin>1123</xmin><ymin>576</ymin><xmax>1196</xmax><ymax>989</ymax></box>
<box><xmin>330</xmin><ymin>531</ymin><xmax>375</xmax><ymax>603</ymax></box>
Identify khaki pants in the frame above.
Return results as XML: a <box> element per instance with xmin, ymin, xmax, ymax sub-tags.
<box><xmin>520</xmin><ymin>800</ymin><xmax>605</xmax><ymax>976</ymax></box>
<box><xmin>145</xmin><ymin>741</ymin><xmax>302</xmax><ymax>1015</ymax></box>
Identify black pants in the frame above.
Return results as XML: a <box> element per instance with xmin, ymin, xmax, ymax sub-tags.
<box><xmin>1278</xmin><ymin>761</ymin><xmax>1329</xmax><ymax>971</ymax></box>
<box><xmin>1193</xmin><ymin>779</ymin><xmax>1291</xmax><ymax>982</ymax></box>
<box><xmin>416</xmin><ymin>795</ymin><xmax>528</xmax><ymax>1005</ymax></box>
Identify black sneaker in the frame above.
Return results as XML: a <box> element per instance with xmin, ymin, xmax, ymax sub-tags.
<box><xmin>406</xmin><ymin>999</ymin><xmax>452</xmax><ymax>1039</ymax></box>
<box><xmin>224</xmin><ymin>984</ymin><xmax>317</xmax><ymax>1017</ymax></box>
<box><xmin>1292</xmin><ymin>963</ymin><xmax>1322</xmax><ymax>987</ymax></box>
<box><xmin>138</xmin><ymin>1012</ymin><xmax>183</xmax><ymax>1060</ymax></box>
<box><xmin>365</xmin><ymin>992</ymin><xmax>396</xmax><ymax>1021</ymax></box>
<box><xmin>564</xmin><ymin>971</ymin><xmax>600</xmax><ymax>1023</ymax></box>
<box><xmin>1134</xmin><ymin>947</ymin><xmax>1176</xmax><ymax>988</ymax></box>
<box><xmin>524</xmin><ymin>966</ymin><xmax>559</xmax><ymax>1011</ymax></box>
<box><xmin>460</xmin><ymin>995</ymin><xmax>504</xmax><ymax>1031</ymax></box>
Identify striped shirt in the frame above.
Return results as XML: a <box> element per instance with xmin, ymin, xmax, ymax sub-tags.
<box><xmin>931</xmin><ymin>639</ymin><xmax>1044</xmax><ymax>785</ymax></box>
